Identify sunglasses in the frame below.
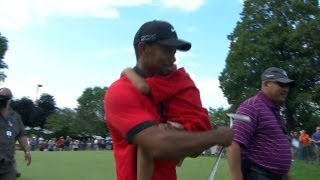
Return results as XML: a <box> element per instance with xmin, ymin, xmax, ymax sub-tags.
<box><xmin>317</xmin><ymin>129</ymin><xmax>320</xmax><ymax>130</ymax></box>
<box><xmin>271</xmin><ymin>81</ymin><xmax>291</xmax><ymax>88</ymax></box>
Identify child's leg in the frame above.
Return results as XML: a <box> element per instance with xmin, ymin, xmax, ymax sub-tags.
<box><xmin>137</xmin><ymin>146</ymin><xmax>153</xmax><ymax>180</ymax></box>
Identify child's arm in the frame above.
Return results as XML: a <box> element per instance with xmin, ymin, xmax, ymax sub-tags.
<box><xmin>121</xmin><ymin>68</ymin><xmax>150</xmax><ymax>94</ymax></box>
<box><xmin>137</xmin><ymin>146</ymin><xmax>153</xmax><ymax>180</ymax></box>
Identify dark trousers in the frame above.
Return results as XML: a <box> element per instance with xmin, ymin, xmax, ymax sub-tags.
<box><xmin>301</xmin><ymin>146</ymin><xmax>312</xmax><ymax>161</ymax></box>
<box><xmin>0</xmin><ymin>165</ymin><xmax>16</xmax><ymax>180</ymax></box>
<box><xmin>242</xmin><ymin>158</ymin><xmax>283</xmax><ymax>180</ymax></box>
<box><xmin>245</xmin><ymin>166</ymin><xmax>283</xmax><ymax>180</ymax></box>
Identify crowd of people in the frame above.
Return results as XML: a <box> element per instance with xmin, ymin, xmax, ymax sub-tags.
<box><xmin>26</xmin><ymin>135</ymin><xmax>113</xmax><ymax>152</ymax></box>
<box><xmin>290</xmin><ymin>127</ymin><xmax>320</xmax><ymax>163</ymax></box>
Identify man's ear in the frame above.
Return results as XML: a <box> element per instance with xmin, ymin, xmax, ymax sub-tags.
<box><xmin>138</xmin><ymin>42</ymin><xmax>146</xmax><ymax>56</ymax></box>
<box><xmin>261</xmin><ymin>80</ymin><xmax>268</xmax><ymax>88</ymax></box>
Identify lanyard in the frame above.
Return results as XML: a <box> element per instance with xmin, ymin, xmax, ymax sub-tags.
<box><xmin>270</xmin><ymin>107</ymin><xmax>291</xmax><ymax>143</ymax></box>
<box><xmin>273</xmin><ymin>108</ymin><xmax>289</xmax><ymax>135</ymax></box>
<box><xmin>5</xmin><ymin>113</ymin><xmax>13</xmax><ymax>139</ymax></box>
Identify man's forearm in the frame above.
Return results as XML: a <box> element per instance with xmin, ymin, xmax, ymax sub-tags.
<box><xmin>18</xmin><ymin>136</ymin><xmax>30</xmax><ymax>152</ymax></box>
<box><xmin>18</xmin><ymin>135</ymin><xmax>32</xmax><ymax>166</ymax></box>
<box><xmin>134</xmin><ymin>124</ymin><xmax>232</xmax><ymax>159</ymax></box>
<box><xmin>227</xmin><ymin>141</ymin><xmax>243</xmax><ymax>180</ymax></box>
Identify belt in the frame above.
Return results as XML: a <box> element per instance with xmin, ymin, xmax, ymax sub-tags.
<box><xmin>249</xmin><ymin>164</ymin><xmax>283</xmax><ymax>180</ymax></box>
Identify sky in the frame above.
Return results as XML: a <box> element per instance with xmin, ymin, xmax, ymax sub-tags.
<box><xmin>0</xmin><ymin>0</ymin><xmax>244</xmax><ymax>109</ymax></box>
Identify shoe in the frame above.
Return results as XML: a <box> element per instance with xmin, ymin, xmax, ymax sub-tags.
<box><xmin>16</xmin><ymin>172</ymin><xmax>21</xmax><ymax>178</ymax></box>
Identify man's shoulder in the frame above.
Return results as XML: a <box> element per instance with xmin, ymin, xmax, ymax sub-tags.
<box><xmin>312</xmin><ymin>133</ymin><xmax>320</xmax><ymax>138</ymax></box>
<box><xmin>109</xmin><ymin>77</ymin><xmax>129</xmax><ymax>88</ymax></box>
<box><xmin>107</xmin><ymin>77</ymin><xmax>135</xmax><ymax>95</ymax></box>
<box><xmin>241</xmin><ymin>93</ymin><xmax>263</xmax><ymax>106</ymax></box>
<box><xmin>105</xmin><ymin>77</ymin><xmax>150</xmax><ymax>105</ymax></box>
<box><xmin>238</xmin><ymin>92</ymin><xmax>268</xmax><ymax>114</ymax></box>
<box><xmin>10</xmin><ymin>111</ymin><xmax>22</xmax><ymax>121</ymax></box>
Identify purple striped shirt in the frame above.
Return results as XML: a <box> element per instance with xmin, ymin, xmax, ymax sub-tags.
<box><xmin>232</xmin><ymin>91</ymin><xmax>292</xmax><ymax>175</ymax></box>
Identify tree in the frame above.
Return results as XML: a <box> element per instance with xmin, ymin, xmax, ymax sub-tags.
<box><xmin>11</xmin><ymin>97</ymin><xmax>36</xmax><ymax>127</ymax></box>
<box><xmin>208</xmin><ymin>107</ymin><xmax>229</xmax><ymax>127</ymax></box>
<box><xmin>75</xmin><ymin>86</ymin><xmax>108</xmax><ymax>136</ymax></box>
<box><xmin>0</xmin><ymin>33</ymin><xmax>8</xmax><ymax>81</ymax></box>
<box><xmin>34</xmin><ymin>93</ymin><xmax>57</xmax><ymax>128</ymax></box>
<box><xmin>45</xmin><ymin>108</ymin><xmax>78</xmax><ymax>137</ymax></box>
<box><xmin>219</xmin><ymin>0</ymin><xmax>320</xmax><ymax>132</ymax></box>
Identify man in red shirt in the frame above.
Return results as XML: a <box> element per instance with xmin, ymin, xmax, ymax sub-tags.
<box><xmin>122</xmin><ymin>66</ymin><xmax>213</xmax><ymax>180</ymax></box>
<box><xmin>104</xmin><ymin>20</ymin><xmax>233</xmax><ymax>180</ymax></box>
<box><xmin>56</xmin><ymin>137</ymin><xmax>64</xmax><ymax>151</ymax></box>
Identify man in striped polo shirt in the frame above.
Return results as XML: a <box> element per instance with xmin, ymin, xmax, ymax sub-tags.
<box><xmin>227</xmin><ymin>67</ymin><xmax>294</xmax><ymax>180</ymax></box>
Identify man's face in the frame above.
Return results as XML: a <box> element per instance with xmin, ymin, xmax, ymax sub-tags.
<box><xmin>139</xmin><ymin>43</ymin><xmax>176</xmax><ymax>75</ymax></box>
<box><xmin>263</xmin><ymin>81</ymin><xmax>291</xmax><ymax>104</ymax></box>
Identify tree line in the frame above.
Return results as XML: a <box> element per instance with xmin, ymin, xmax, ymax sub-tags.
<box><xmin>9</xmin><ymin>87</ymin><xmax>108</xmax><ymax>138</ymax></box>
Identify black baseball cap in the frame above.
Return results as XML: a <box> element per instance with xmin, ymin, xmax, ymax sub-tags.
<box><xmin>133</xmin><ymin>20</ymin><xmax>191</xmax><ymax>51</ymax></box>
<box><xmin>261</xmin><ymin>67</ymin><xmax>294</xmax><ymax>84</ymax></box>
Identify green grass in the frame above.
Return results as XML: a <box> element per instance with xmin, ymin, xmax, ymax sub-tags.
<box><xmin>16</xmin><ymin>151</ymin><xmax>319</xmax><ymax>180</ymax></box>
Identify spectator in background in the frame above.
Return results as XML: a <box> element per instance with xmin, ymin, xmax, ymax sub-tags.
<box><xmin>63</xmin><ymin>136</ymin><xmax>72</xmax><ymax>151</ymax></box>
<box><xmin>78</xmin><ymin>140</ymin><xmax>85</xmax><ymax>150</ymax></box>
<box><xmin>86</xmin><ymin>138</ymin><xmax>92</xmax><ymax>150</ymax></box>
<box><xmin>56</xmin><ymin>137</ymin><xmax>64</xmax><ymax>151</ymax></box>
<box><xmin>311</xmin><ymin>126</ymin><xmax>320</xmax><ymax>163</ymax></box>
<box><xmin>64</xmin><ymin>136</ymin><xmax>71</xmax><ymax>151</ymax></box>
<box><xmin>72</xmin><ymin>140</ymin><xmax>79</xmax><ymax>151</ymax></box>
<box><xmin>47</xmin><ymin>138</ymin><xmax>55</xmax><ymax>151</ymax></box>
<box><xmin>93</xmin><ymin>138</ymin><xmax>99</xmax><ymax>150</ymax></box>
<box><xmin>0</xmin><ymin>87</ymin><xmax>31</xmax><ymax>180</ymax></box>
<box><xmin>290</xmin><ymin>131</ymin><xmax>300</xmax><ymax>160</ymax></box>
<box><xmin>29</xmin><ymin>136</ymin><xmax>37</xmax><ymax>151</ymax></box>
<box><xmin>299</xmin><ymin>130</ymin><xmax>312</xmax><ymax>162</ymax></box>
<box><xmin>105</xmin><ymin>138</ymin><xmax>113</xmax><ymax>150</ymax></box>
<box><xmin>38</xmin><ymin>137</ymin><xmax>45</xmax><ymax>151</ymax></box>
<box><xmin>100</xmin><ymin>138</ymin><xmax>106</xmax><ymax>150</ymax></box>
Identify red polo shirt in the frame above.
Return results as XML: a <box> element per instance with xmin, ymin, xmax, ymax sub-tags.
<box><xmin>104</xmin><ymin>76</ymin><xmax>176</xmax><ymax>180</ymax></box>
